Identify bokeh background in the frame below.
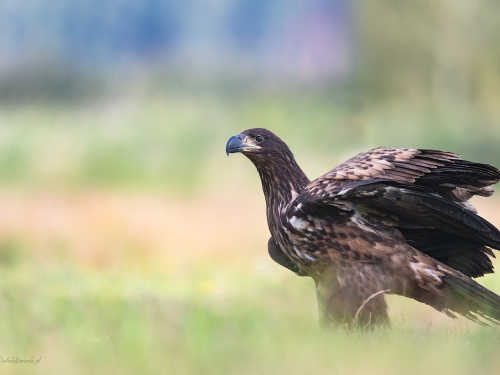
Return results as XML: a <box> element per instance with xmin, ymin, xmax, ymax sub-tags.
<box><xmin>1</xmin><ymin>1</ymin><xmax>500</xmax><ymax>374</ymax></box>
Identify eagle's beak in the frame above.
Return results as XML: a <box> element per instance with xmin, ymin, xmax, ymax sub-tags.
<box><xmin>226</xmin><ymin>134</ymin><xmax>245</xmax><ymax>156</ymax></box>
<box><xmin>226</xmin><ymin>134</ymin><xmax>261</xmax><ymax>155</ymax></box>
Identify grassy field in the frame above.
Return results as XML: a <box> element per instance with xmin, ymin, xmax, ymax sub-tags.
<box><xmin>1</xmin><ymin>191</ymin><xmax>500</xmax><ymax>375</ymax></box>
<box><xmin>1</xmin><ymin>92</ymin><xmax>500</xmax><ymax>374</ymax></box>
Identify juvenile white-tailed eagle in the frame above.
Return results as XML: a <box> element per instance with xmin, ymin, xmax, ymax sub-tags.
<box><xmin>226</xmin><ymin>128</ymin><xmax>500</xmax><ymax>327</ymax></box>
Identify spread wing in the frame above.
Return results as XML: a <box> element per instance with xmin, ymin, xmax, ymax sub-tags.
<box><xmin>296</xmin><ymin>148</ymin><xmax>500</xmax><ymax>278</ymax></box>
<box><xmin>299</xmin><ymin>147</ymin><xmax>500</xmax><ymax>207</ymax></box>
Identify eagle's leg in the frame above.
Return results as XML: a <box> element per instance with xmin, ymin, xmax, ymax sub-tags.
<box><xmin>315</xmin><ymin>268</ymin><xmax>390</xmax><ymax>329</ymax></box>
<box><xmin>315</xmin><ymin>272</ymin><xmax>351</xmax><ymax>328</ymax></box>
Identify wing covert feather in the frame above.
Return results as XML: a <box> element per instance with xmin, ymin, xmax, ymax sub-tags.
<box><xmin>298</xmin><ymin>147</ymin><xmax>500</xmax><ymax>205</ymax></box>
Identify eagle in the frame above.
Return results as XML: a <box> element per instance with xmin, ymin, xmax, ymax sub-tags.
<box><xmin>226</xmin><ymin>128</ymin><xmax>500</xmax><ymax>328</ymax></box>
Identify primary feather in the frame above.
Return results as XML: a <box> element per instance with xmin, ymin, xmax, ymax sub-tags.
<box><xmin>226</xmin><ymin>128</ymin><xmax>500</xmax><ymax>327</ymax></box>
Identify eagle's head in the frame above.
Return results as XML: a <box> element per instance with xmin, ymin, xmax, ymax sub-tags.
<box><xmin>226</xmin><ymin>127</ymin><xmax>309</xmax><ymax>214</ymax></box>
<box><xmin>225</xmin><ymin>128</ymin><xmax>289</xmax><ymax>157</ymax></box>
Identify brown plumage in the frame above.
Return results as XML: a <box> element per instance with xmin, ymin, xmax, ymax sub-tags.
<box><xmin>226</xmin><ymin>128</ymin><xmax>500</xmax><ymax>328</ymax></box>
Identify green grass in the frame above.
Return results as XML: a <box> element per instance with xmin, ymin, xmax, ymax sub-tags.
<box><xmin>1</xmin><ymin>258</ymin><xmax>500</xmax><ymax>375</ymax></box>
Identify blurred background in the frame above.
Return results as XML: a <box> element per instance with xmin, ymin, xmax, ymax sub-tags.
<box><xmin>1</xmin><ymin>1</ymin><xmax>500</xmax><ymax>374</ymax></box>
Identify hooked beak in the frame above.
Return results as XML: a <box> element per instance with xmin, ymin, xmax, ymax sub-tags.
<box><xmin>226</xmin><ymin>134</ymin><xmax>260</xmax><ymax>155</ymax></box>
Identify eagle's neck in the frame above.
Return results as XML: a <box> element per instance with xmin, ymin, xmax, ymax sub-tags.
<box><xmin>247</xmin><ymin>151</ymin><xmax>310</xmax><ymax>237</ymax></box>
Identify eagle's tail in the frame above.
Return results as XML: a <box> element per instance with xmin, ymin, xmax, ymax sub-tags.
<box><xmin>443</xmin><ymin>271</ymin><xmax>500</xmax><ymax>325</ymax></box>
<box><xmin>406</xmin><ymin>254</ymin><xmax>500</xmax><ymax>325</ymax></box>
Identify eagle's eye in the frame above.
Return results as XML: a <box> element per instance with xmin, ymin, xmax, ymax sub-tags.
<box><xmin>255</xmin><ymin>135</ymin><xmax>264</xmax><ymax>143</ymax></box>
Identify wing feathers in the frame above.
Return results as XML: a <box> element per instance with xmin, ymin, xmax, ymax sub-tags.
<box><xmin>391</xmin><ymin>161</ymin><xmax>431</xmax><ymax>173</ymax></box>
<box><xmin>383</xmin><ymin>187</ymin><xmax>500</xmax><ymax>248</ymax></box>
<box><xmin>298</xmin><ymin>147</ymin><xmax>500</xmax><ymax>253</ymax></box>
<box><xmin>301</xmin><ymin>147</ymin><xmax>500</xmax><ymax>204</ymax></box>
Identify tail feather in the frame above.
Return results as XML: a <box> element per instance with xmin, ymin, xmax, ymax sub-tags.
<box><xmin>444</xmin><ymin>273</ymin><xmax>500</xmax><ymax>325</ymax></box>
